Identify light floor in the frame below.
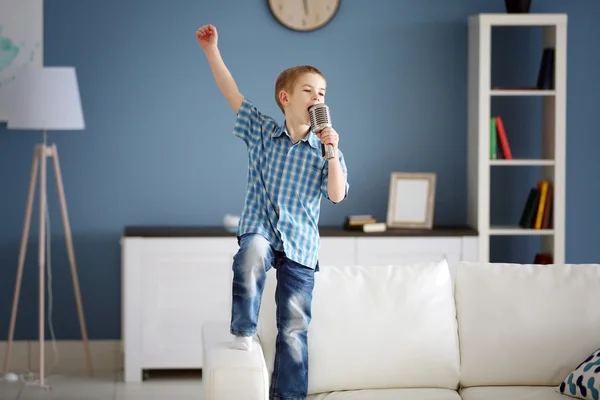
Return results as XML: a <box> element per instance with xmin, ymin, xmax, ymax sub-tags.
<box><xmin>0</xmin><ymin>370</ymin><xmax>204</xmax><ymax>400</ymax></box>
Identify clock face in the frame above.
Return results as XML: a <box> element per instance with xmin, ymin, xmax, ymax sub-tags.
<box><xmin>268</xmin><ymin>0</ymin><xmax>340</xmax><ymax>32</ymax></box>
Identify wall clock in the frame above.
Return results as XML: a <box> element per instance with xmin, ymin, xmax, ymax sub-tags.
<box><xmin>268</xmin><ymin>0</ymin><xmax>340</xmax><ymax>32</ymax></box>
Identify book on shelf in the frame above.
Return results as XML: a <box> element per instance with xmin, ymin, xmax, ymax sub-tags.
<box><xmin>537</xmin><ymin>47</ymin><xmax>555</xmax><ymax>90</ymax></box>
<box><xmin>345</xmin><ymin>215</ymin><xmax>376</xmax><ymax>225</ymax></box>
<box><xmin>343</xmin><ymin>215</ymin><xmax>387</xmax><ymax>233</ymax></box>
<box><xmin>490</xmin><ymin>116</ymin><xmax>512</xmax><ymax>160</ymax></box>
<box><xmin>518</xmin><ymin>180</ymin><xmax>553</xmax><ymax>229</ymax></box>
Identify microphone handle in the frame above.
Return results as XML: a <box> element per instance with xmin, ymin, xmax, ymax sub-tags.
<box><xmin>322</xmin><ymin>143</ymin><xmax>335</xmax><ymax>160</ymax></box>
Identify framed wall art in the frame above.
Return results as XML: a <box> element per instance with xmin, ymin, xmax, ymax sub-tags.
<box><xmin>386</xmin><ymin>172</ymin><xmax>436</xmax><ymax>229</ymax></box>
<box><xmin>0</xmin><ymin>0</ymin><xmax>43</xmax><ymax>121</ymax></box>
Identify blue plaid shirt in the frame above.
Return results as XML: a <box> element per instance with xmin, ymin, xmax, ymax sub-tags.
<box><xmin>233</xmin><ymin>97</ymin><xmax>349</xmax><ymax>269</ymax></box>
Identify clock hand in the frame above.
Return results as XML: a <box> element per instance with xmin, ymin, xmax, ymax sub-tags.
<box><xmin>303</xmin><ymin>0</ymin><xmax>308</xmax><ymax>15</ymax></box>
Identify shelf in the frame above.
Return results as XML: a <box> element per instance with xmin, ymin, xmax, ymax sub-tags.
<box><xmin>470</xmin><ymin>13</ymin><xmax>567</xmax><ymax>27</ymax></box>
<box><xmin>123</xmin><ymin>225</ymin><xmax>479</xmax><ymax>238</ymax></box>
<box><xmin>468</xmin><ymin>12</ymin><xmax>566</xmax><ymax>263</ymax></box>
<box><xmin>491</xmin><ymin>89</ymin><xmax>555</xmax><ymax>96</ymax></box>
<box><xmin>489</xmin><ymin>159</ymin><xmax>555</xmax><ymax>166</ymax></box>
<box><xmin>489</xmin><ymin>226</ymin><xmax>555</xmax><ymax>236</ymax></box>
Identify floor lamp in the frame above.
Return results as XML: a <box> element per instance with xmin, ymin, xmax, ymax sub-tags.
<box><xmin>3</xmin><ymin>66</ymin><xmax>93</xmax><ymax>387</ymax></box>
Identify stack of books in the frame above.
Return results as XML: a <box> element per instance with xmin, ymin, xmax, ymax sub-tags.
<box><xmin>519</xmin><ymin>180</ymin><xmax>553</xmax><ymax>230</ymax></box>
<box><xmin>343</xmin><ymin>215</ymin><xmax>386</xmax><ymax>233</ymax></box>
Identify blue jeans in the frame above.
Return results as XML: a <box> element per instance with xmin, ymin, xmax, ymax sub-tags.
<box><xmin>230</xmin><ymin>233</ymin><xmax>316</xmax><ymax>400</ymax></box>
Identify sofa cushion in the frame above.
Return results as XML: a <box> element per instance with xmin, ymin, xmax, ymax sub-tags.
<box><xmin>459</xmin><ymin>386</ymin><xmax>568</xmax><ymax>400</ymax></box>
<box><xmin>308</xmin><ymin>388</ymin><xmax>461</xmax><ymax>400</ymax></box>
<box><xmin>257</xmin><ymin>260</ymin><xmax>460</xmax><ymax>394</ymax></box>
<box><xmin>556</xmin><ymin>346</ymin><xmax>600</xmax><ymax>399</ymax></box>
<box><xmin>202</xmin><ymin>322</ymin><xmax>269</xmax><ymax>400</ymax></box>
<box><xmin>455</xmin><ymin>262</ymin><xmax>600</xmax><ymax>387</ymax></box>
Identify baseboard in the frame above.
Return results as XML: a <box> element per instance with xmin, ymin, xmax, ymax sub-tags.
<box><xmin>0</xmin><ymin>340</ymin><xmax>121</xmax><ymax>374</ymax></box>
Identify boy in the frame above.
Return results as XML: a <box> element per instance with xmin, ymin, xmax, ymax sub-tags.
<box><xmin>196</xmin><ymin>24</ymin><xmax>349</xmax><ymax>400</ymax></box>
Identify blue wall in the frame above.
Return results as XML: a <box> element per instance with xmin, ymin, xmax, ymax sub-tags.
<box><xmin>0</xmin><ymin>0</ymin><xmax>598</xmax><ymax>340</ymax></box>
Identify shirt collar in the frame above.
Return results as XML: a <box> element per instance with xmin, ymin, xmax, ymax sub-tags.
<box><xmin>274</xmin><ymin>122</ymin><xmax>321</xmax><ymax>150</ymax></box>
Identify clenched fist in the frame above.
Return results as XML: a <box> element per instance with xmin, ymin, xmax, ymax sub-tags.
<box><xmin>196</xmin><ymin>24</ymin><xmax>218</xmax><ymax>50</ymax></box>
<box><xmin>318</xmin><ymin>127</ymin><xmax>340</xmax><ymax>152</ymax></box>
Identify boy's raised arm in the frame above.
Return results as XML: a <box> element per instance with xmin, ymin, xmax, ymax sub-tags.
<box><xmin>196</xmin><ymin>24</ymin><xmax>244</xmax><ymax>113</ymax></box>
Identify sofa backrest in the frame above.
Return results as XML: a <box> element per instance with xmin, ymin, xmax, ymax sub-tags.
<box><xmin>257</xmin><ymin>260</ymin><xmax>461</xmax><ymax>394</ymax></box>
<box><xmin>455</xmin><ymin>262</ymin><xmax>600</xmax><ymax>387</ymax></box>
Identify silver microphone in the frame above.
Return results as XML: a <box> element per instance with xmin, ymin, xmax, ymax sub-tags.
<box><xmin>308</xmin><ymin>103</ymin><xmax>336</xmax><ymax>160</ymax></box>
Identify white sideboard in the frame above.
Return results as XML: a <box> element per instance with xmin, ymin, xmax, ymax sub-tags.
<box><xmin>121</xmin><ymin>226</ymin><xmax>478</xmax><ymax>382</ymax></box>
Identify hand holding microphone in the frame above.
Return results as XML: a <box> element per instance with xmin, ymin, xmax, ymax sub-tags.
<box><xmin>308</xmin><ymin>103</ymin><xmax>338</xmax><ymax>160</ymax></box>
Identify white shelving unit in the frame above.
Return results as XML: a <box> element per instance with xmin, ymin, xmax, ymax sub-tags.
<box><xmin>467</xmin><ymin>13</ymin><xmax>567</xmax><ymax>264</ymax></box>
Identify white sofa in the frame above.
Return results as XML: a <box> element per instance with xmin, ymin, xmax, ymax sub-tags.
<box><xmin>202</xmin><ymin>260</ymin><xmax>600</xmax><ymax>400</ymax></box>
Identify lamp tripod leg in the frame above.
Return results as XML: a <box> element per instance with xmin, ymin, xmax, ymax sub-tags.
<box><xmin>38</xmin><ymin>145</ymin><xmax>48</xmax><ymax>387</ymax></box>
<box><xmin>50</xmin><ymin>144</ymin><xmax>93</xmax><ymax>377</ymax></box>
<box><xmin>3</xmin><ymin>145</ymin><xmax>41</xmax><ymax>374</ymax></box>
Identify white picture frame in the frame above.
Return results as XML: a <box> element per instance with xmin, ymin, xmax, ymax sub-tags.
<box><xmin>0</xmin><ymin>0</ymin><xmax>44</xmax><ymax>122</ymax></box>
<box><xmin>386</xmin><ymin>172</ymin><xmax>436</xmax><ymax>229</ymax></box>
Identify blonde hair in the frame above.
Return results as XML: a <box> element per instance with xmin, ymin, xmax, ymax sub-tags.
<box><xmin>274</xmin><ymin>65</ymin><xmax>325</xmax><ymax>113</ymax></box>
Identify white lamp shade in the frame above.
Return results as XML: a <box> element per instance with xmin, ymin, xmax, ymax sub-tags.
<box><xmin>8</xmin><ymin>66</ymin><xmax>85</xmax><ymax>130</ymax></box>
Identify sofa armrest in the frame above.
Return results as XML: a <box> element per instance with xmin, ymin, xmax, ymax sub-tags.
<box><xmin>202</xmin><ymin>321</ymin><xmax>269</xmax><ymax>400</ymax></box>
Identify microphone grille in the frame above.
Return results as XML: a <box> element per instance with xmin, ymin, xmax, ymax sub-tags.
<box><xmin>309</xmin><ymin>103</ymin><xmax>332</xmax><ymax>133</ymax></box>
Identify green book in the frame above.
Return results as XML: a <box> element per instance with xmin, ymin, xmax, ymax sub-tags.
<box><xmin>490</xmin><ymin>117</ymin><xmax>497</xmax><ymax>159</ymax></box>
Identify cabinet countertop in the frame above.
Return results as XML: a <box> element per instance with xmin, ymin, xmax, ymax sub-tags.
<box><xmin>123</xmin><ymin>225</ymin><xmax>478</xmax><ymax>238</ymax></box>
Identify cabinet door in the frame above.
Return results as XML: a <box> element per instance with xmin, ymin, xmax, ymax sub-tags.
<box><xmin>319</xmin><ymin>238</ymin><xmax>355</xmax><ymax>267</ymax></box>
<box><xmin>356</xmin><ymin>237</ymin><xmax>462</xmax><ymax>281</ymax></box>
<box><xmin>139</xmin><ymin>237</ymin><xmax>238</xmax><ymax>368</ymax></box>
